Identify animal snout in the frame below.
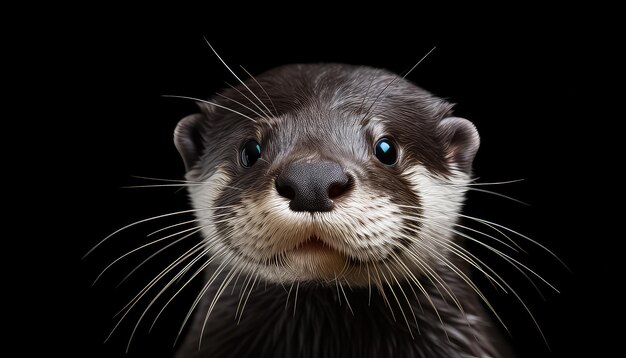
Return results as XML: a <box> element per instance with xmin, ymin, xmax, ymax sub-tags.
<box><xmin>275</xmin><ymin>160</ymin><xmax>351</xmax><ymax>212</ymax></box>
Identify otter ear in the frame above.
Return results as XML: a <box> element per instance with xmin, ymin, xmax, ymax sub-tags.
<box><xmin>174</xmin><ymin>113</ymin><xmax>206</xmax><ymax>171</ymax></box>
<box><xmin>438</xmin><ymin>117</ymin><xmax>480</xmax><ymax>173</ymax></box>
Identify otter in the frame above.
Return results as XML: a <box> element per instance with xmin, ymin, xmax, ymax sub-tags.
<box><xmin>162</xmin><ymin>62</ymin><xmax>518</xmax><ymax>358</ymax></box>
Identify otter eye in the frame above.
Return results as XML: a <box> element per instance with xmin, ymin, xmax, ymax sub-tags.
<box><xmin>374</xmin><ymin>138</ymin><xmax>397</xmax><ymax>165</ymax></box>
<box><xmin>240</xmin><ymin>140</ymin><xmax>261</xmax><ymax>168</ymax></box>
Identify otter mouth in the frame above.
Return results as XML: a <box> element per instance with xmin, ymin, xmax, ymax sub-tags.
<box><xmin>292</xmin><ymin>235</ymin><xmax>334</xmax><ymax>253</ymax></box>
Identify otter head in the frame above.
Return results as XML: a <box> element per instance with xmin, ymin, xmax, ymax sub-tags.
<box><xmin>174</xmin><ymin>64</ymin><xmax>479</xmax><ymax>286</ymax></box>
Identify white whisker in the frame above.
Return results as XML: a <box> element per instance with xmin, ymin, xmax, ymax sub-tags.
<box><xmin>457</xmin><ymin>213</ymin><xmax>569</xmax><ymax>270</ymax></box>
<box><xmin>236</xmin><ymin>271</ymin><xmax>259</xmax><ymax>323</ymax></box>
<box><xmin>385</xmin><ymin>259</ymin><xmax>419</xmax><ymax>335</ymax></box>
<box><xmin>83</xmin><ymin>207</ymin><xmax>223</xmax><ymax>259</ymax></box>
<box><xmin>93</xmin><ymin>225</ymin><xmax>203</xmax><ymax>286</ymax></box>
<box><xmin>203</xmin><ymin>38</ymin><xmax>272</xmax><ymax>120</ymax></box>
<box><xmin>379</xmin><ymin>264</ymin><xmax>415</xmax><ymax>338</ymax></box>
<box><xmin>362</xmin><ymin>46</ymin><xmax>436</xmax><ymax>122</ymax></box>
<box><xmin>224</xmin><ymin>82</ymin><xmax>272</xmax><ymax>121</ymax></box>
<box><xmin>468</xmin><ymin>187</ymin><xmax>530</xmax><ymax>206</ymax></box>
<box><xmin>163</xmin><ymin>95</ymin><xmax>257</xmax><ymax>123</ymax></box>
<box><xmin>175</xmin><ymin>252</ymin><xmax>235</xmax><ymax>346</ymax></box>
<box><xmin>129</xmin><ymin>175</ymin><xmax>205</xmax><ymax>184</ymax></box>
<box><xmin>216</xmin><ymin>91</ymin><xmax>268</xmax><ymax>119</ymax></box>
<box><xmin>293</xmin><ymin>281</ymin><xmax>301</xmax><ymax>317</ymax></box>
<box><xmin>240</xmin><ymin>65</ymin><xmax>278</xmax><ymax>116</ymax></box>
<box><xmin>443</xmin><ymin>178</ymin><xmax>525</xmax><ymax>187</ymax></box>
<box><xmin>338</xmin><ymin>281</ymin><xmax>353</xmax><ymax>316</ymax></box>
<box><xmin>105</xmin><ymin>240</ymin><xmax>211</xmax><ymax>344</ymax></box>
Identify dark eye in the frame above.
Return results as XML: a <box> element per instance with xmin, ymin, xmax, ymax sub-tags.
<box><xmin>374</xmin><ymin>138</ymin><xmax>398</xmax><ymax>165</ymax></box>
<box><xmin>240</xmin><ymin>140</ymin><xmax>262</xmax><ymax>168</ymax></box>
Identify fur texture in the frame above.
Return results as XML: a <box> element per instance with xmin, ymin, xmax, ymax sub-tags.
<box><xmin>173</xmin><ymin>64</ymin><xmax>512</xmax><ymax>357</ymax></box>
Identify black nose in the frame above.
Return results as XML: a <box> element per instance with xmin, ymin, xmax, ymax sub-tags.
<box><xmin>276</xmin><ymin>160</ymin><xmax>351</xmax><ymax>212</ymax></box>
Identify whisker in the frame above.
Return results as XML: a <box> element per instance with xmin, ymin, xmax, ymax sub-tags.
<box><xmin>292</xmin><ymin>281</ymin><xmax>301</xmax><ymax>317</ymax></box>
<box><xmin>449</xmin><ymin>224</ymin><xmax>544</xmax><ymax>297</ymax></box>
<box><xmin>413</xmin><ymin>221</ymin><xmax>553</xmax><ymax>340</ymax></box>
<box><xmin>366</xmin><ymin>264</ymin><xmax>372</xmax><ymax>306</ymax></box>
<box><xmin>356</xmin><ymin>76</ymin><xmax>377</xmax><ymax>116</ymax></box>
<box><xmin>396</xmin><ymin>203</ymin><xmax>567</xmax><ymax>269</ymax></box>
<box><xmin>207</xmin><ymin>262</ymin><xmax>244</xmax><ymax>346</ymax></box>
<box><xmin>117</xmin><ymin>244</ymin><xmax>212</xmax><ymax>321</ymax></box>
<box><xmin>391</xmin><ymin>249</ymin><xmax>456</xmax><ymax>310</ymax></box>
<box><xmin>361</xmin><ymin>46</ymin><xmax>436</xmax><ymax>122</ymax></box>
<box><xmin>179</xmin><ymin>92</ymin><xmax>263</xmax><ymax>122</ymax></box>
<box><xmin>408</xmin><ymin>214</ymin><xmax>559</xmax><ymax>293</ymax></box>
<box><xmin>457</xmin><ymin>213</ymin><xmax>570</xmax><ymax>270</ymax></box>
<box><xmin>408</xmin><ymin>210</ymin><xmax>526</xmax><ymax>256</ymax></box>
<box><xmin>121</xmin><ymin>176</ymin><xmax>243</xmax><ymax>190</ymax></box>
<box><xmin>336</xmin><ymin>256</ymin><xmax>352</xmax><ymax>279</ymax></box>
<box><xmin>93</xmin><ymin>225</ymin><xmax>202</xmax><ymax>286</ymax></box>
<box><xmin>235</xmin><ymin>269</ymin><xmax>256</xmax><ymax>319</ymax></box>
<box><xmin>240</xmin><ymin>66</ymin><xmax>278</xmax><ymax>117</ymax></box>
<box><xmin>379</xmin><ymin>263</ymin><xmax>415</xmax><ymax>338</ymax></box>
<box><xmin>450</xmin><ymin>229</ymin><xmax>543</xmax><ymax>298</ymax></box>
<box><xmin>163</xmin><ymin>94</ymin><xmax>258</xmax><ymax>123</ymax></box>
<box><xmin>456</xmin><ymin>217</ymin><xmax>526</xmax><ymax>253</ymax></box>
<box><xmin>224</xmin><ymin>82</ymin><xmax>271</xmax><ymax>121</ymax></box>
<box><xmin>235</xmin><ymin>271</ymin><xmax>254</xmax><ymax>324</ymax></box>
<box><xmin>122</xmin><ymin>182</ymin><xmax>243</xmax><ymax>191</ymax></box>
<box><xmin>407</xmin><ymin>235</ymin><xmax>510</xmax><ymax>333</ymax></box>
<box><xmin>467</xmin><ymin>187</ymin><xmax>530</xmax><ymax>206</ymax></box>
<box><xmin>393</xmin><ymin>250</ymin><xmax>478</xmax><ymax>338</ymax></box>
<box><xmin>114</xmin><ymin>235</ymin><xmax>224</xmax><ymax>318</ymax></box>
<box><xmin>129</xmin><ymin>175</ymin><xmax>205</xmax><ymax>184</ymax></box>
<box><xmin>384</xmin><ymin>259</ymin><xmax>419</xmax><ymax>335</ymax></box>
<box><xmin>413</xmin><ymin>227</ymin><xmax>507</xmax><ymax>292</ymax></box>
<box><xmin>83</xmin><ymin>207</ymin><xmax>224</xmax><ymax>259</ymax></box>
<box><xmin>371</xmin><ymin>263</ymin><xmax>395</xmax><ymax>320</ymax></box>
<box><xmin>390</xmin><ymin>252</ymin><xmax>447</xmax><ymax>339</ymax></box>
<box><xmin>105</xmin><ymin>240</ymin><xmax>212</xmax><ymax>343</ymax></box>
<box><xmin>121</xmin><ymin>183</ymin><xmax>207</xmax><ymax>189</ymax></box>
<box><xmin>442</xmin><ymin>178</ymin><xmax>525</xmax><ymax>187</ymax></box>
<box><xmin>338</xmin><ymin>281</ymin><xmax>353</xmax><ymax>316</ymax></box>
<box><xmin>454</xmin><ymin>222</ymin><xmax>522</xmax><ymax>253</ymax></box>
<box><xmin>115</xmin><ymin>226</ymin><xmax>209</xmax><ymax>288</ymax></box>
<box><xmin>230</xmin><ymin>264</ymin><xmax>247</xmax><ymax>296</ymax></box>
<box><xmin>203</xmin><ymin>38</ymin><xmax>272</xmax><ymax>120</ymax></box>
<box><xmin>175</xmin><ymin>251</ymin><xmax>236</xmax><ymax>346</ymax></box>
<box><xmin>216</xmin><ymin>91</ymin><xmax>268</xmax><ymax>122</ymax></box>
<box><xmin>149</xmin><ymin>246</ymin><xmax>229</xmax><ymax>332</ymax></box>
<box><xmin>125</xmin><ymin>246</ymin><xmax>227</xmax><ymax>352</ymax></box>
<box><xmin>146</xmin><ymin>219</ymin><xmax>201</xmax><ymax>237</ymax></box>
<box><xmin>115</xmin><ymin>218</ymin><xmax>231</xmax><ymax>287</ymax></box>
<box><xmin>284</xmin><ymin>281</ymin><xmax>295</xmax><ymax>312</ymax></box>
<box><xmin>432</xmin><ymin>237</ymin><xmax>549</xmax><ymax>346</ymax></box>
<box><xmin>450</xmin><ymin>221</ymin><xmax>521</xmax><ymax>253</ymax></box>
<box><xmin>235</xmin><ymin>269</ymin><xmax>259</xmax><ymax>324</ymax></box>
<box><xmin>397</xmin><ymin>228</ymin><xmax>509</xmax><ymax>331</ymax></box>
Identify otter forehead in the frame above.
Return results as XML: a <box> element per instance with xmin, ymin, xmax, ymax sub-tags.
<box><xmin>198</xmin><ymin>64</ymin><xmax>454</xmax><ymax>175</ymax></box>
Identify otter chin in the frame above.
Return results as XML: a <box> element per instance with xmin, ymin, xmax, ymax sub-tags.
<box><xmin>285</xmin><ymin>236</ymin><xmax>348</xmax><ymax>280</ymax></box>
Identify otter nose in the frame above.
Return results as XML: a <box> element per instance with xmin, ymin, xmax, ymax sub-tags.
<box><xmin>276</xmin><ymin>160</ymin><xmax>351</xmax><ymax>212</ymax></box>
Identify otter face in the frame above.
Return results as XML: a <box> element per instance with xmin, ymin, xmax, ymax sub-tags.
<box><xmin>174</xmin><ymin>64</ymin><xmax>479</xmax><ymax>286</ymax></box>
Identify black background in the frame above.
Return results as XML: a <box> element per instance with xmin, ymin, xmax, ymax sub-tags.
<box><xmin>38</xmin><ymin>8</ymin><xmax>618</xmax><ymax>358</ymax></box>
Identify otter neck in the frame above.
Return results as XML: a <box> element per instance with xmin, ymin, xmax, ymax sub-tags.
<box><xmin>176</xmin><ymin>259</ymin><xmax>511</xmax><ymax>358</ymax></box>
